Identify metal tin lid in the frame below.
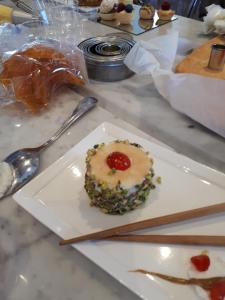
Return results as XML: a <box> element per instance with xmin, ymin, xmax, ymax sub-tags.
<box><xmin>78</xmin><ymin>35</ymin><xmax>135</xmax><ymax>66</ymax></box>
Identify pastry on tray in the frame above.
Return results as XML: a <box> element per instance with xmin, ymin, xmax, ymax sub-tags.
<box><xmin>157</xmin><ymin>1</ymin><xmax>174</xmax><ymax>21</ymax></box>
<box><xmin>175</xmin><ymin>36</ymin><xmax>225</xmax><ymax>80</ymax></box>
<box><xmin>99</xmin><ymin>0</ymin><xmax>117</xmax><ymax>20</ymax></box>
<box><xmin>0</xmin><ymin>45</ymin><xmax>85</xmax><ymax>113</ymax></box>
<box><xmin>116</xmin><ymin>3</ymin><xmax>134</xmax><ymax>24</ymax></box>
<box><xmin>139</xmin><ymin>4</ymin><xmax>155</xmax><ymax>20</ymax></box>
<box><xmin>84</xmin><ymin>140</ymin><xmax>155</xmax><ymax>215</ymax></box>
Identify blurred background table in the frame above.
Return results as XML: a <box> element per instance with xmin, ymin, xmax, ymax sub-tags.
<box><xmin>77</xmin><ymin>15</ymin><xmax>225</xmax><ymax>173</ymax></box>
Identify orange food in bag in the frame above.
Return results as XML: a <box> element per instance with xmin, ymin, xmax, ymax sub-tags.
<box><xmin>0</xmin><ymin>44</ymin><xmax>85</xmax><ymax>113</ymax></box>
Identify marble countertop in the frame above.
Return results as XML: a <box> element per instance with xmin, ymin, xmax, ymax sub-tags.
<box><xmin>1</xmin><ymin>89</ymin><xmax>164</xmax><ymax>300</ymax></box>
<box><xmin>1</xmin><ymin>14</ymin><xmax>225</xmax><ymax>300</ymax></box>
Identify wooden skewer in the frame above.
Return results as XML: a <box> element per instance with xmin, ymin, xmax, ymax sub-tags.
<box><xmin>108</xmin><ymin>234</ymin><xmax>225</xmax><ymax>246</ymax></box>
<box><xmin>59</xmin><ymin>202</ymin><xmax>225</xmax><ymax>246</ymax></box>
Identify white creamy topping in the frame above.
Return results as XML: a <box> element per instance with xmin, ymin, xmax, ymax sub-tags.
<box><xmin>0</xmin><ymin>162</ymin><xmax>13</xmax><ymax>198</ymax></box>
<box><xmin>100</xmin><ymin>0</ymin><xmax>117</xmax><ymax>13</ymax></box>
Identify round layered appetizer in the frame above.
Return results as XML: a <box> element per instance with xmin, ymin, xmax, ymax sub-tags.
<box><xmin>139</xmin><ymin>4</ymin><xmax>155</xmax><ymax>20</ymax></box>
<box><xmin>84</xmin><ymin>140</ymin><xmax>155</xmax><ymax>215</ymax></box>
<box><xmin>116</xmin><ymin>3</ymin><xmax>134</xmax><ymax>25</ymax></box>
<box><xmin>157</xmin><ymin>1</ymin><xmax>175</xmax><ymax>21</ymax></box>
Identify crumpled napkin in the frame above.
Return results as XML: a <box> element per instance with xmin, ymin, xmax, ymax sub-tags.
<box><xmin>124</xmin><ymin>31</ymin><xmax>225</xmax><ymax>138</ymax></box>
<box><xmin>203</xmin><ymin>4</ymin><xmax>225</xmax><ymax>34</ymax></box>
<box><xmin>125</xmin><ymin>31</ymin><xmax>179</xmax><ymax>74</ymax></box>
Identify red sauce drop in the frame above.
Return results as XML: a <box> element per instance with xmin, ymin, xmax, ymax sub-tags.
<box><xmin>210</xmin><ymin>280</ymin><xmax>225</xmax><ymax>300</ymax></box>
<box><xmin>191</xmin><ymin>254</ymin><xmax>210</xmax><ymax>272</ymax></box>
<box><xmin>106</xmin><ymin>152</ymin><xmax>131</xmax><ymax>171</ymax></box>
<box><xmin>161</xmin><ymin>1</ymin><xmax>171</xmax><ymax>10</ymax></box>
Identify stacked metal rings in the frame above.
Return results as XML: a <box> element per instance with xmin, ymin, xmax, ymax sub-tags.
<box><xmin>78</xmin><ymin>35</ymin><xmax>135</xmax><ymax>82</ymax></box>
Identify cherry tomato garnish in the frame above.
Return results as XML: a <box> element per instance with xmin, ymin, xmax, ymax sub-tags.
<box><xmin>106</xmin><ymin>152</ymin><xmax>131</xmax><ymax>171</ymax></box>
<box><xmin>210</xmin><ymin>280</ymin><xmax>225</xmax><ymax>300</ymax></box>
<box><xmin>190</xmin><ymin>254</ymin><xmax>210</xmax><ymax>272</ymax></box>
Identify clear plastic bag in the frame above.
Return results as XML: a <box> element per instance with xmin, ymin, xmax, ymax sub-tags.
<box><xmin>0</xmin><ymin>5</ymin><xmax>88</xmax><ymax>114</ymax></box>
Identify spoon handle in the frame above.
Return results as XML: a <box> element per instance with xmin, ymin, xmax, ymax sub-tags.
<box><xmin>37</xmin><ymin>97</ymin><xmax>97</xmax><ymax>152</ymax></box>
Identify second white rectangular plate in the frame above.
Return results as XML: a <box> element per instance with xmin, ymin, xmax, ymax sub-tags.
<box><xmin>14</xmin><ymin>122</ymin><xmax>225</xmax><ymax>300</ymax></box>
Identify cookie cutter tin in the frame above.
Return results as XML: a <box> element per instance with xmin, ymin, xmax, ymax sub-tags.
<box><xmin>78</xmin><ymin>35</ymin><xmax>135</xmax><ymax>82</ymax></box>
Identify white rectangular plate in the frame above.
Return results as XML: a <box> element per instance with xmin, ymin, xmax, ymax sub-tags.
<box><xmin>14</xmin><ymin>122</ymin><xmax>225</xmax><ymax>300</ymax></box>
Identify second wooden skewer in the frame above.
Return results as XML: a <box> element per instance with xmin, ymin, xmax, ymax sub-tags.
<box><xmin>60</xmin><ymin>202</ymin><xmax>225</xmax><ymax>246</ymax></box>
<box><xmin>108</xmin><ymin>234</ymin><xmax>225</xmax><ymax>246</ymax></box>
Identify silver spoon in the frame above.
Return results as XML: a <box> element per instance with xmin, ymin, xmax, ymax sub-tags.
<box><xmin>1</xmin><ymin>96</ymin><xmax>98</xmax><ymax>199</ymax></box>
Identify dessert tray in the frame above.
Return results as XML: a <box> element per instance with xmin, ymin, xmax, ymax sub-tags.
<box><xmin>94</xmin><ymin>5</ymin><xmax>177</xmax><ymax>35</ymax></box>
<box><xmin>14</xmin><ymin>122</ymin><xmax>225</xmax><ymax>300</ymax></box>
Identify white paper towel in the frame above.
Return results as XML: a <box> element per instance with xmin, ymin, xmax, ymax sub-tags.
<box><xmin>203</xmin><ymin>4</ymin><xmax>225</xmax><ymax>34</ymax></box>
<box><xmin>124</xmin><ymin>31</ymin><xmax>225</xmax><ymax>138</ymax></box>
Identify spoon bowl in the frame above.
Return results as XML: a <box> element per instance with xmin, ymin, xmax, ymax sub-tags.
<box><xmin>1</xmin><ymin>96</ymin><xmax>97</xmax><ymax>199</ymax></box>
<box><xmin>5</xmin><ymin>149</ymin><xmax>40</xmax><ymax>195</ymax></box>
